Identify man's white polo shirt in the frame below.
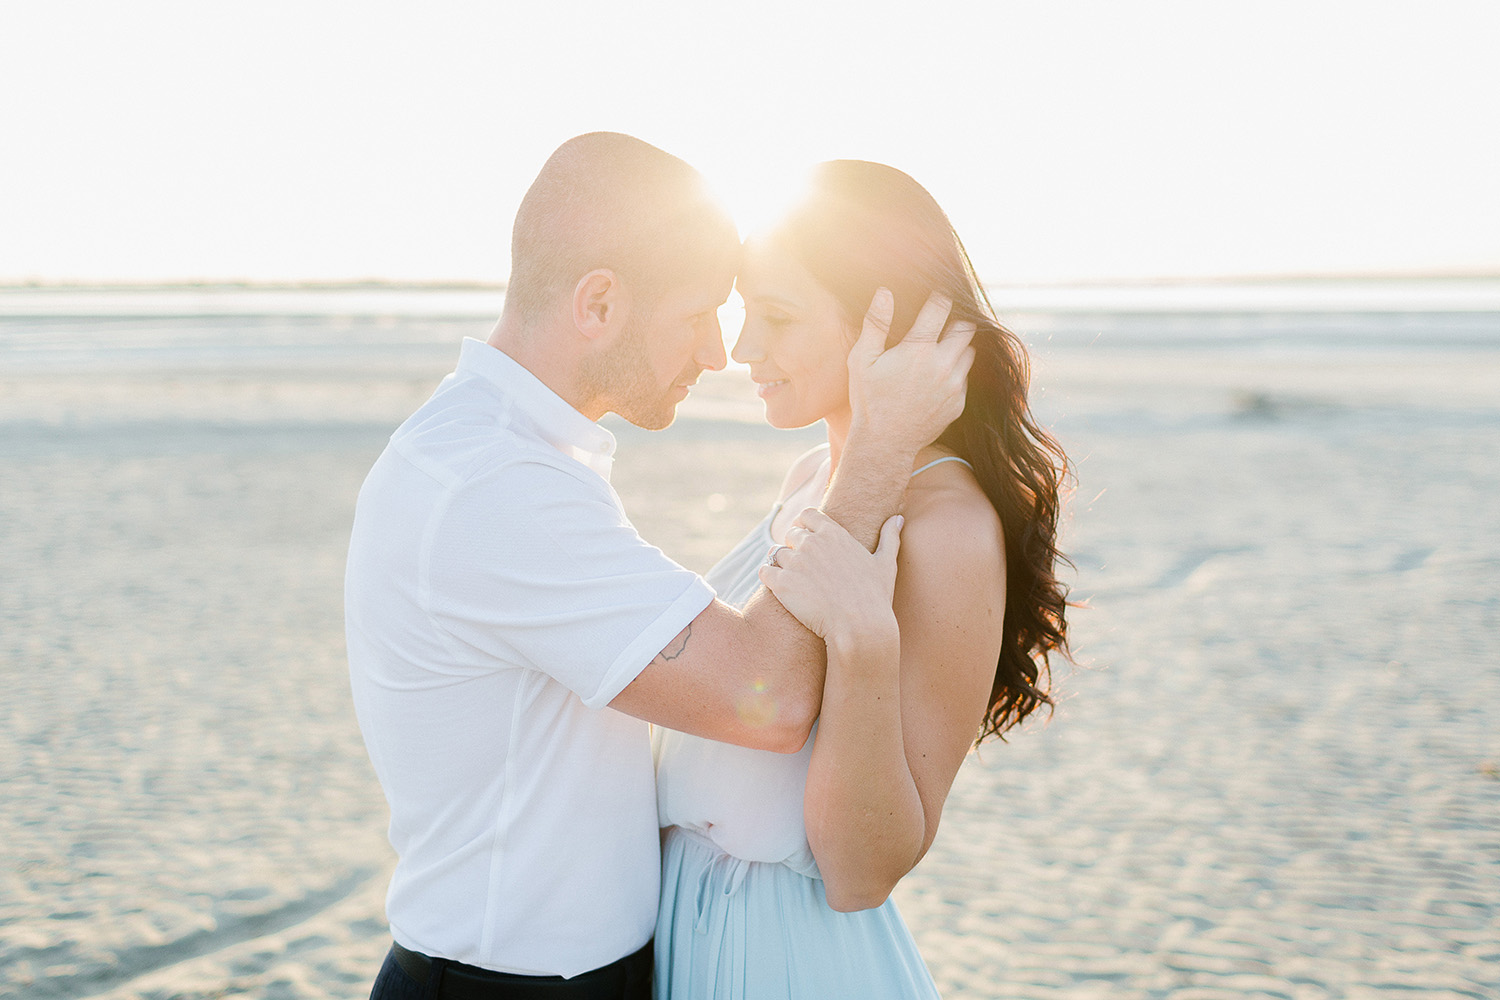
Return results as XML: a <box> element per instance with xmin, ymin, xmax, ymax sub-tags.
<box><xmin>345</xmin><ymin>338</ymin><xmax>714</xmax><ymax>977</ymax></box>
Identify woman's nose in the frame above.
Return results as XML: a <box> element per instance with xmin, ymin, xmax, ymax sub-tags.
<box><xmin>730</xmin><ymin>321</ymin><xmax>761</xmax><ymax>365</ymax></box>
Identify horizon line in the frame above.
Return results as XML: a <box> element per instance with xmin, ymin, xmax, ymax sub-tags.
<box><xmin>2</xmin><ymin>268</ymin><xmax>1500</xmax><ymax>293</ymax></box>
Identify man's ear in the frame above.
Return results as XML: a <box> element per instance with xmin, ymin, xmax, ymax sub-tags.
<box><xmin>573</xmin><ymin>269</ymin><xmax>626</xmax><ymax>341</ymax></box>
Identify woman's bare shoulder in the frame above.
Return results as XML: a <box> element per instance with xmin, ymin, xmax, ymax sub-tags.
<box><xmin>901</xmin><ymin>461</ymin><xmax>1005</xmax><ymax>575</ymax></box>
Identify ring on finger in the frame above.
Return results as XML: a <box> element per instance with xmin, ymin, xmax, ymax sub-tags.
<box><xmin>764</xmin><ymin>544</ymin><xmax>791</xmax><ymax>568</ymax></box>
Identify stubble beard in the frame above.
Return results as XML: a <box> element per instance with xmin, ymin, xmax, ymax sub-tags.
<box><xmin>581</xmin><ymin>313</ymin><xmax>682</xmax><ymax>431</ymax></box>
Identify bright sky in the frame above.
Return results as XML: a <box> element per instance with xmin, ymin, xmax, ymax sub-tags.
<box><xmin>2</xmin><ymin>0</ymin><xmax>1497</xmax><ymax>285</ymax></box>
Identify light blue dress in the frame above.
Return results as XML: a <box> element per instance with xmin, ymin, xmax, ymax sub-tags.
<box><xmin>653</xmin><ymin>456</ymin><xmax>968</xmax><ymax>999</ymax></box>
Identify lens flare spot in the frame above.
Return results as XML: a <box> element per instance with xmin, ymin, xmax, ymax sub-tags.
<box><xmin>735</xmin><ymin>678</ymin><xmax>777</xmax><ymax>728</ymax></box>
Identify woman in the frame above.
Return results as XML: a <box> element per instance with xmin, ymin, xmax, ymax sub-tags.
<box><xmin>653</xmin><ymin>160</ymin><xmax>1071</xmax><ymax>998</ymax></box>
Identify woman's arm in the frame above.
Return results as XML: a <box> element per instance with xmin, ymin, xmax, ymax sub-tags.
<box><xmin>763</xmin><ymin>469</ymin><xmax>1006</xmax><ymax>910</ymax></box>
<box><xmin>804</xmin><ymin>591</ymin><xmax>924</xmax><ymax>912</ymax></box>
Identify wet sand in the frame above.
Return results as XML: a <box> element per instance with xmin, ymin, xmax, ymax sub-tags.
<box><xmin>1</xmin><ymin>319</ymin><xmax>1497</xmax><ymax>999</ymax></box>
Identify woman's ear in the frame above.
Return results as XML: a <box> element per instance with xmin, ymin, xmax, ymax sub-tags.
<box><xmin>573</xmin><ymin>269</ymin><xmax>625</xmax><ymax>341</ymax></box>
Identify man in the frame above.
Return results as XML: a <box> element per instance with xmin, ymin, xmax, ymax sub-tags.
<box><xmin>346</xmin><ymin>132</ymin><xmax>973</xmax><ymax>999</ymax></box>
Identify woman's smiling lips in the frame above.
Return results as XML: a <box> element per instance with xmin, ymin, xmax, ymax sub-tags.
<box><xmin>753</xmin><ymin>375</ymin><xmax>789</xmax><ymax>398</ymax></box>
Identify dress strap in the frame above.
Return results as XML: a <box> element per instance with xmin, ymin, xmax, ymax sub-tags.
<box><xmin>910</xmin><ymin>455</ymin><xmax>973</xmax><ymax>478</ymax></box>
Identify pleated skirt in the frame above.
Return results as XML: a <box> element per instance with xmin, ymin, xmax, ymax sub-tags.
<box><xmin>654</xmin><ymin>826</ymin><xmax>941</xmax><ymax>999</ymax></box>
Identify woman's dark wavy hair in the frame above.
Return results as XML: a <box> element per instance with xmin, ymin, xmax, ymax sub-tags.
<box><xmin>770</xmin><ymin>160</ymin><xmax>1072</xmax><ymax>743</ymax></box>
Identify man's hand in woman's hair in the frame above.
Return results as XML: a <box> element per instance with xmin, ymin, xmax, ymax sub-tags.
<box><xmin>845</xmin><ymin>287</ymin><xmax>976</xmax><ymax>454</ymax></box>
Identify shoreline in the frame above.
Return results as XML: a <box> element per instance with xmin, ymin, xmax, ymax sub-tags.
<box><xmin>4</xmin><ymin>276</ymin><xmax>1500</xmax><ymax>319</ymax></box>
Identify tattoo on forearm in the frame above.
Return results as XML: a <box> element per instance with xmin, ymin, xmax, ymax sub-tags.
<box><xmin>654</xmin><ymin>625</ymin><xmax>691</xmax><ymax>663</ymax></box>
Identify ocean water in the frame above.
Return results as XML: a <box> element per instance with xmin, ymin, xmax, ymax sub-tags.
<box><xmin>2</xmin><ymin>281</ymin><xmax>1498</xmax><ymax>377</ymax></box>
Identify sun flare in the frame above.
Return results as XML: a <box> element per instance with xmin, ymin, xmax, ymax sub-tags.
<box><xmin>703</xmin><ymin>158</ymin><xmax>814</xmax><ymax>243</ymax></box>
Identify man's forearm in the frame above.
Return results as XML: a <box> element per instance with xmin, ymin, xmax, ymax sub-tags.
<box><xmin>819</xmin><ymin>421</ymin><xmax>918</xmax><ymax>550</ymax></box>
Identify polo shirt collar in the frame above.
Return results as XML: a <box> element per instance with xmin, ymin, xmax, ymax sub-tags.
<box><xmin>457</xmin><ymin>338</ymin><xmax>617</xmax><ymax>478</ymax></box>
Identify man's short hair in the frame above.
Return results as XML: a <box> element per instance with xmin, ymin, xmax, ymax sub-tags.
<box><xmin>506</xmin><ymin>133</ymin><xmax>739</xmax><ymax>318</ymax></box>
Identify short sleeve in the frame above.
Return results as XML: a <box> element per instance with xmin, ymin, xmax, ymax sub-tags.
<box><xmin>423</xmin><ymin>456</ymin><xmax>714</xmax><ymax>708</ymax></box>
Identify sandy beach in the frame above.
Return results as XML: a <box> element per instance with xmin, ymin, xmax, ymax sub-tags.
<box><xmin>1</xmin><ymin>296</ymin><xmax>1497</xmax><ymax>999</ymax></box>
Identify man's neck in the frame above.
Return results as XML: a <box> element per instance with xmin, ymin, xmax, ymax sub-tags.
<box><xmin>486</xmin><ymin>316</ymin><xmax>605</xmax><ymax>421</ymax></box>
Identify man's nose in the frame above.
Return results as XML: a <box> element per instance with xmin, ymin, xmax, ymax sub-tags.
<box><xmin>697</xmin><ymin>316</ymin><xmax>727</xmax><ymax>371</ymax></box>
